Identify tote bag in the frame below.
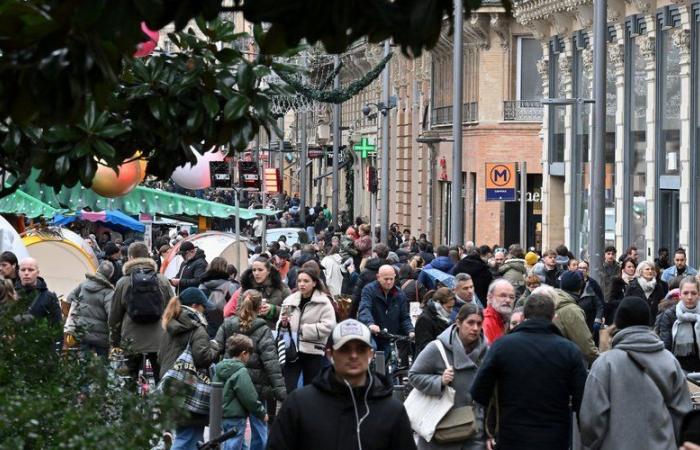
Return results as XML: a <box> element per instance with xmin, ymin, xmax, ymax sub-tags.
<box><xmin>403</xmin><ymin>340</ymin><xmax>455</xmax><ymax>442</ymax></box>
<box><xmin>158</xmin><ymin>339</ymin><xmax>211</xmax><ymax>416</ymax></box>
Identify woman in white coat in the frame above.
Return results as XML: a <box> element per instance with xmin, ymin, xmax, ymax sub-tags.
<box><xmin>278</xmin><ymin>268</ymin><xmax>337</xmax><ymax>391</ymax></box>
<box><xmin>320</xmin><ymin>246</ymin><xmax>345</xmax><ymax>297</ymax></box>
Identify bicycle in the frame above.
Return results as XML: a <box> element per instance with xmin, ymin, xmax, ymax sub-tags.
<box><xmin>374</xmin><ymin>329</ymin><xmax>415</xmax><ymax>402</ymax></box>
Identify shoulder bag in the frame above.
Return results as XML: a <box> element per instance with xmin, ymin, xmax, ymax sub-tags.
<box><xmin>158</xmin><ymin>333</ymin><xmax>212</xmax><ymax>416</ymax></box>
<box><xmin>432</xmin><ymin>339</ymin><xmax>478</xmax><ymax>444</ymax></box>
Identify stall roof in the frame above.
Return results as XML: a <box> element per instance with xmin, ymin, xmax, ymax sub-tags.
<box><xmin>53</xmin><ymin>209</ymin><xmax>146</xmax><ymax>233</ymax></box>
<box><xmin>20</xmin><ymin>178</ymin><xmax>278</xmax><ymax>220</ymax></box>
<box><xmin>0</xmin><ymin>187</ymin><xmax>62</xmax><ymax>218</ymax></box>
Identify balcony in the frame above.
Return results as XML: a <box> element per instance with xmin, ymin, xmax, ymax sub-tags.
<box><xmin>503</xmin><ymin>100</ymin><xmax>543</xmax><ymax>122</ymax></box>
<box><xmin>431</xmin><ymin>102</ymin><xmax>479</xmax><ymax>126</ymax></box>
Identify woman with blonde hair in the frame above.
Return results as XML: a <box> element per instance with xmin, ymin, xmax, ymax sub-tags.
<box><xmin>625</xmin><ymin>260</ymin><xmax>668</xmax><ymax>324</ymax></box>
<box><xmin>215</xmin><ymin>289</ymin><xmax>286</xmax><ymax>450</ymax></box>
<box><xmin>0</xmin><ymin>278</ymin><xmax>17</xmax><ymax>313</ymax></box>
<box><xmin>158</xmin><ymin>287</ymin><xmax>219</xmax><ymax>450</ymax></box>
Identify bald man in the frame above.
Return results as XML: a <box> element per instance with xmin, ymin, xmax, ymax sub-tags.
<box><xmin>358</xmin><ymin>264</ymin><xmax>415</xmax><ymax>358</ymax></box>
<box><xmin>14</xmin><ymin>257</ymin><xmax>61</xmax><ymax>325</ymax></box>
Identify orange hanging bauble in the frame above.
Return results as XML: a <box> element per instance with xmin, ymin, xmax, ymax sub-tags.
<box><xmin>91</xmin><ymin>158</ymin><xmax>143</xmax><ymax>198</ymax></box>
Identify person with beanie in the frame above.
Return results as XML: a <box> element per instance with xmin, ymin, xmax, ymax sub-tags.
<box><xmin>524</xmin><ymin>251</ymin><xmax>539</xmax><ymax>270</ymax></box>
<box><xmin>580</xmin><ymin>296</ymin><xmax>691</xmax><ymax>450</ymax></box>
<box><xmin>657</xmin><ymin>276</ymin><xmax>700</xmax><ymax>372</ymax></box>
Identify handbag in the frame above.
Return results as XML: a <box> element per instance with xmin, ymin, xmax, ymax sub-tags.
<box><xmin>158</xmin><ymin>335</ymin><xmax>212</xmax><ymax>415</ymax></box>
<box><xmin>432</xmin><ymin>340</ymin><xmax>478</xmax><ymax>443</ymax></box>
<box><xmin>276</xmin><ymin>325</ymin><xmax>299</xmax><ymax>366</ymax></box>
<box><xmin>403</xmin><ymin>340</ymin><xmax>456</xmax><ymax>442</ymax></box>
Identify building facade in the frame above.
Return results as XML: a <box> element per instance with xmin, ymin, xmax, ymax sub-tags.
<box><xmin>512</xmin><ymin>0</ymin><xmax>699</xmax><ymax>263</ymax></box>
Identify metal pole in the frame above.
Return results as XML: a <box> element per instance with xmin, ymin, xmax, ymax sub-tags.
<box><xmin>380</xmin><ymin>40</ymin><xmax>391</xmax><ymax>245</ymax></box>
<box><xmin>428</xmin><ymin>145</ymin><xmax>436</xmax><ymax>243</ymax></box>
<box><xmin>209</xmin><ymin>381</ymin><xmax>223</xmax><ymax>442</ymax></box>
<box><xmin>520</xmin><ymin>161</ymin><xmax>528</xmax><ymax>249</ymax></box>
<box><xmin>371</xmin><ymin>191</ymin><xmax>377</xmax><ymax>253</ymax></box>
<box><xmin>234</xmin><ymin>188</ymin><xmax>241</xmax><ymax>272</ymax></box>
<box><xmin>300</xmin><ymin>112</ymin><xmax>308</xmax><ymax>226</ymax></box>
<box><xmin>277</xmin><ymin>116</ymin><xmax>285</xmax><ymax>171</ymax></box>
<box><xmin>450</xmin><ymin>0</ymin><xmax>464</xmax><ymax>246</ymax></box>
<box><xmin>332</xmin><ymin>55</ymin><xmax>341</xmax><ymax>229</ymax></box>
<box><xmin>590</xmin><ymin>0</ymin><xmax>607</xmax><ymax>283</ymax></box>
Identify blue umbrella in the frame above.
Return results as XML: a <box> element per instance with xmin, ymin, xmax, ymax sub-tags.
<box><xmin>52</xmin><ymin>209</ymin><xmax>145</xmax><ymax>233</ymax></box>
<box><xmin>421</xmin><ymin>268</ymin><xmax>456</xmax><ymax>289</ymax></box>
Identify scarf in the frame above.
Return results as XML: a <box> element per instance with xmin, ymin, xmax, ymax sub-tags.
<box><xmin>621</xmin><ymin>272</ymin><xmax>635</xmax><ymax>284</ymax></box>
<box><xmin>637</xmin><ymin>277</ymin><xmax>656</xmax><ymax>298</ymax></box>
<box><xmin>672</xmin><ymin>302</ymin><xmax>700</xmax><ymax>357</ymax></box>
<box><xmin>434</xmin><ymin>302</ymin><xmax>451</xmax><ymax>324</ymax></box>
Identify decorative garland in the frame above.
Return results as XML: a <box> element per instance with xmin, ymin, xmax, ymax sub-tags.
<box><xmin>275</xmin><ymin>52</ymin><xmax>393</xmax><ymax>104</ymax></box>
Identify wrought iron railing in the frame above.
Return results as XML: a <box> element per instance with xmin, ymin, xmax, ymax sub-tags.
<box><xmin>503</xmin><ymin>100</ymin><xmax>544</xmax><ymax>121</ymax></box>
<box><xmin>431</xmin><ymin>102</ymin><xmax>479</xmax><ymax>126</ymax></box>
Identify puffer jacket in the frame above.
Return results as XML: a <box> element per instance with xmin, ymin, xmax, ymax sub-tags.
<box><xmin>213</xmin><ymin>358</ymin><xmax>266</xmax><ymax>420</ymax></box>
<box><xmin>158</xmin><ymin>306</ymin><xmax>219</xmax><ymax>426</ymax></box>
<box><xmin>215</xmin><ymin>316</ymin><xmax>286</xmax><ymax>402</ymax></box>
<box><xmin>553</xmin><ymin>289</ymin><xmax>598</xmax><ymax>365</ymax></box>
<box><xmin>349</xmin><ymin>257</ymin><xmax>388</xmax><ymax>318</ymax></box>
<box><xmin>498</xmin><ymin>258</ymin><xmax>527</xmax><ymax>297</ymax></box>
<box><xmin>65</xmin><ymin>273</ymin><xmax>114</xmax><ymax>348</ymax></box>
<box><xmin>109</xmin><ymin>257</ymin><xmax>174</xmax><ymax>354</ymax></box>
<box><xmin>279</xmin><ymin>290</ymin><xmax>336</xmax><ymax>356</ymax></box>
<box><xmin>199</xmin><ymin>270</ymin><xmax>238</xmax><ymax>338</ymax></box>
<box><xmin>409</xmin><ymin>325</ymin><xmax>488</xmax><ymax>450</ymax></box>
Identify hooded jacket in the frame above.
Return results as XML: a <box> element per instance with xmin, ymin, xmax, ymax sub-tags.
<box><xmin>213</xmin><ymin>358</ymin><xmax>266</xmax><ymax>420</ymax></box>
<box><xmin>267</xmin><ymin>366</ymin><xmax>416</xmax><ymax>450</ymax></box>
<box><xmin>450</xmin><ymin>254</ymin><xmax>493</xmax><ymax>303</ymax></box>
<box><xmin>349</xmin><ymin>257</ymin><xmax>387</xmax><ymax>318</ymax></box>
<box><xmin>553</xmin><ymin>289</ymin><xmax>598</xmax><ymax>365</ymax></box>
<box><xmin>409</xmin><ymin>325</ymin><xmax>488</xmax><ymax>450</ymax></box>
<box><xmin>65</xmin><ymin>273</ymin><xmax>114</xmax><ymax>348</ymax></box>
<box><xmin>579</xmin><ymin>326</ymin><xmax>691</xmax><ymax>450</ymax></box>
<box><xmin>471</xmin><ymin>319</ymin><xmax>587</xmax><ymax>450</ymax></box>
<box><xmin>279</xmin><ymin>290</ymin><xmax>337</xmax><ymax>356</ymax></box>
<box><xmin>498</xmin><ymin>258</ymin><xmax>527</xmax><ymax>296</ymax></box>
<box><xmin>177</xmin><ymin>248</ymin><xmax>208</xmax><ymax>292</ymax></box>
<box><xmin>321</xmin><ymin>253</ymin><xmax>345</xmax><ymax>297</ymax></box>
<box><xmin>199</xmin><ymin>269</ymin><xmax>237</xmax><ymax>338</ymax></box>
<box><xmin>158</xmin><ymin>305</ymin><xmax>219</xmax><ymax>426</ymax></box>
<box><xmin>109</xmin><ymin>257</ymin><xmax>174</xmax><ymax>354</ymax></box>
<box><xmin>215</xmin><ymin>316</ymin><xmax>286</xmax><ymax>401</ymax></box>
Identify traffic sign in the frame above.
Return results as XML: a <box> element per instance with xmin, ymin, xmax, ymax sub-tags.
<box><xmin>485</xmin><ymin>162</ymin><xmax>517</xmax><ymax>201</ymax></box>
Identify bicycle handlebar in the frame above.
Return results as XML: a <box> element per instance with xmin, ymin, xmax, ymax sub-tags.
<box><xmin>378</xmin><ymin>329</ymin><xmax>414</xmax><ymax>342</ymax></box>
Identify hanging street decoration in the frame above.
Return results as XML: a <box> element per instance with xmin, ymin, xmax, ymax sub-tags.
<box><xmin>353</xmin><ymin>137</ymin><xmax>376</xmax><ymax>159</ymax></box>
<box><xmin>134</xmin><ymin>22</ymin><xmax>160</xmax><ymax>57</ymax></box>
<box><xmin>91</xmin><ymin>157</ymin><xmax>144</xmax><ymax>198</ymax></box>
<box><xmin>171</xmin><ymin>147</ymin><xmax>225</xmax><ymax>190</ymax></box>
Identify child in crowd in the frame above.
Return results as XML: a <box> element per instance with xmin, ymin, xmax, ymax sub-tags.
<box><xmin>214</xmin><ymin>334</ymin><xmax>267</xmax><ymax>450</ymax></box>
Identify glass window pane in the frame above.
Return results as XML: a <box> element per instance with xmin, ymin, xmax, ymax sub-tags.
<box><xmin>574</xmin><ymin>48</ymin><xmax>592</xmax><ymax>258</ymax></box>
<box><xmin>550</xmin><ymin>49</ymin><xmax>565</xmax><ymax>162</ymax></box>
<box><xmin>660</xmin><ymin>30</ymin><xmax>681</xmax><ymax>176</ymax></box>
<box><xmin>605</xmin><ymin>46</ymin><xmax>617</xmax><ymax>247</ymax></box>
<box><xmin>629</xmin><ymin>36</ymin><xmax>647</xmax><ymax>252</ymax></box>
<box><xmin>520</xmin><ymin>38</ymin><xmax>543</xmax><ymax>100</ymax></box>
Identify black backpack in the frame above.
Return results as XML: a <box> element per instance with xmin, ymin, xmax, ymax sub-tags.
<box><xmin>126</xmin><ymin>268</ymin><xmax>164</xmax><ymax>323</ymax></box>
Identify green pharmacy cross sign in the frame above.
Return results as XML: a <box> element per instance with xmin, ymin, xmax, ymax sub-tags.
<box><xmin>353</xmin><ymin>137</ymin><xmax>376</xmax><ymax>159</ymax></box>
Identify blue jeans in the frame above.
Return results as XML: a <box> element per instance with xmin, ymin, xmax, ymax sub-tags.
<box><xmin>248</xmin><ymin>414</ymin><xmax>267</xmax><ymax>450</ymax></box>
<box><xmin>222</xmin><ymin>418</ymin><xmax>247</xmax><ymax>450</ymax></box>
<box><xmin>172</xmin><ymin>425</ymin><xmax>204</xmax><ymax>450</ymax></box>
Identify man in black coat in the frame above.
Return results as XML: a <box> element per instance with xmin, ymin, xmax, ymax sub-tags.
<box><xmin>14</xmin><ymin>257</ymin><xmax>62</xmax><ymax>325</ymax></box>
<box><xmin>471</xmin><ymin>294</ymin><xmax>587</xmax><ymax>450</ymax></box>
<box><xmin>268</xmin><ymin>319</ymin><xmax>416</xmax><ymax>450</ymax></box>
<box><xmin>450</xmin><ymin>250</ymin><xmax>493</xmax><ymax>302</ymax></box>
<box><xmin>349</xmin><ymin>244</ymin><xmax>389</xmax><ymax>318</ymax></box>
<box><xmin>170</xmin><ymin>241</ymin><xmax>207</xmax><ymax>293</ymax></box>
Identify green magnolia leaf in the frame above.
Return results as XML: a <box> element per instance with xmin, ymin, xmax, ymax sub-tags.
<box><xmin>223</xmin><ymin>94</ymin><xmax>248</xmax><ymax>121</ymax></box>
<box><xmin>202</xmin><ymin>94</ymin><xmax>219</xmax><ymax>118</ymax></box>
<box><xmin>96</xmin><ymin>123</ymin><xmax>129</xmax><ymax>139</ymax></box>
<box><xmin>71</xmin><ymin>140</ymin><xmax>92</xmax><ymax>158</ymax></box>
<box><xmin>216</xmin><ymin>47</ymin><xmax>241</xmax><ymax>64</ymax></box>
<box><xmin>92</xmin><ymin>139</ymin><xmax>116</xmax><ymax>159</ymax></box>
<box><xmin>54</xmin><ymin>155</ymin><xmax>70</xmax><ymax>176</ymax></box>
<box><xmin>236</xmin><ymin>63</ymin><xmax>254</xmax><ymax>93</ymax></box>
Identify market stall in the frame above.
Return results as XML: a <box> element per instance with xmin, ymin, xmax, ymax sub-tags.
<box><xmin>161</xmin><ymin>231</ymin><xmax>250</xmax><ymax>278</ymax></box>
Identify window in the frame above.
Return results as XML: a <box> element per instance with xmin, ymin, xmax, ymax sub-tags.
<box><xmin>549</xmin><ymin>37</ymin><xmax>565</xmax><ymax>163</ymax></box>
<box><xmin>624</xmin><ymin>17</ymin><xmax>648</xmax><ymax>252</ymax></box>
<box><xmin>692</xmin><ymin>3</ymin><xmax>700</xmax><ymax>263</ymax></box>
<box><xmin>517</xmin><ymin>37</ymin><xmax>544</xmax><ymax>100</ymax></box>
<box><xmin>605</xmin><ymin>30</ymin><xmax>617</xmax><ymax>247</ymax></box>
<box><xmin>571</xmin><ymin>33</ymin><xmax>591</xmax><ymax>258</ymax></box>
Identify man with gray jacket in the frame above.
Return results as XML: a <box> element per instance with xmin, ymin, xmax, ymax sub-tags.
<box><xmin>579</xmin><ymin>296</ymin><xmax>692</xmax><ymax>450</ymax></box>
<box><xmin>109</xmin><ymin>242</ymin><xmax>174</xmax><ymax>384</ymax></box>
<box><xmin>64</xmin><ymin>260</ymin><xmax>115</xmax><ymax>357</ymax></box>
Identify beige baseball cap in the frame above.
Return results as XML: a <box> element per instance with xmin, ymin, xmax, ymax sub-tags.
<box><xmin>331</xmin><ymin>319</ymin><xmax>372</xmax><ymax>350</ymax></box>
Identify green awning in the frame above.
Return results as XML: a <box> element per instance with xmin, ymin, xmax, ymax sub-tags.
<box><xmin>0</xmin><ymin>188</ymin><xmax>62</xmax><ymax>218</ymax></box>
<box><xmin>20</xmin><ymin>179</ymin><xmax>278</xmax><ymax>220</ymax></box>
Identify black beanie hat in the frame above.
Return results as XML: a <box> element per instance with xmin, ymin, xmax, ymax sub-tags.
<box><xmin>559</xmin><ymin>270</ymin><xmax>583</xmax><ymax>293</ymax></box>
<box><xmin>614</xmin><ymin>296</ymin><xmax>651</xmax><ymax>329</ymax></box>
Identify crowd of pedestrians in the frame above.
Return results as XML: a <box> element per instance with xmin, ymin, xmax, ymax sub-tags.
<box><xmin>3</xmin><ymin>213</ymin><xmax>700</xmax><ymax>450</ymax></box>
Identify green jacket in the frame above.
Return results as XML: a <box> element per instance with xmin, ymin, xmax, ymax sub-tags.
<box><xmin>214</xmin><ymin>358</ymin><xmax>266</xmax><ymax>420</ymax></box>
<box><xmin>553</xmin><ymin>289</ymin><xmax>599</xmax><ymax>365</ymax></box>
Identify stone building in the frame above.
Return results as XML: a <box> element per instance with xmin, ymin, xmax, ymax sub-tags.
<box><xmin>512</xmin><ymin>0</ymin><xmax>699</xmax><ymax>262</ymax></box>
